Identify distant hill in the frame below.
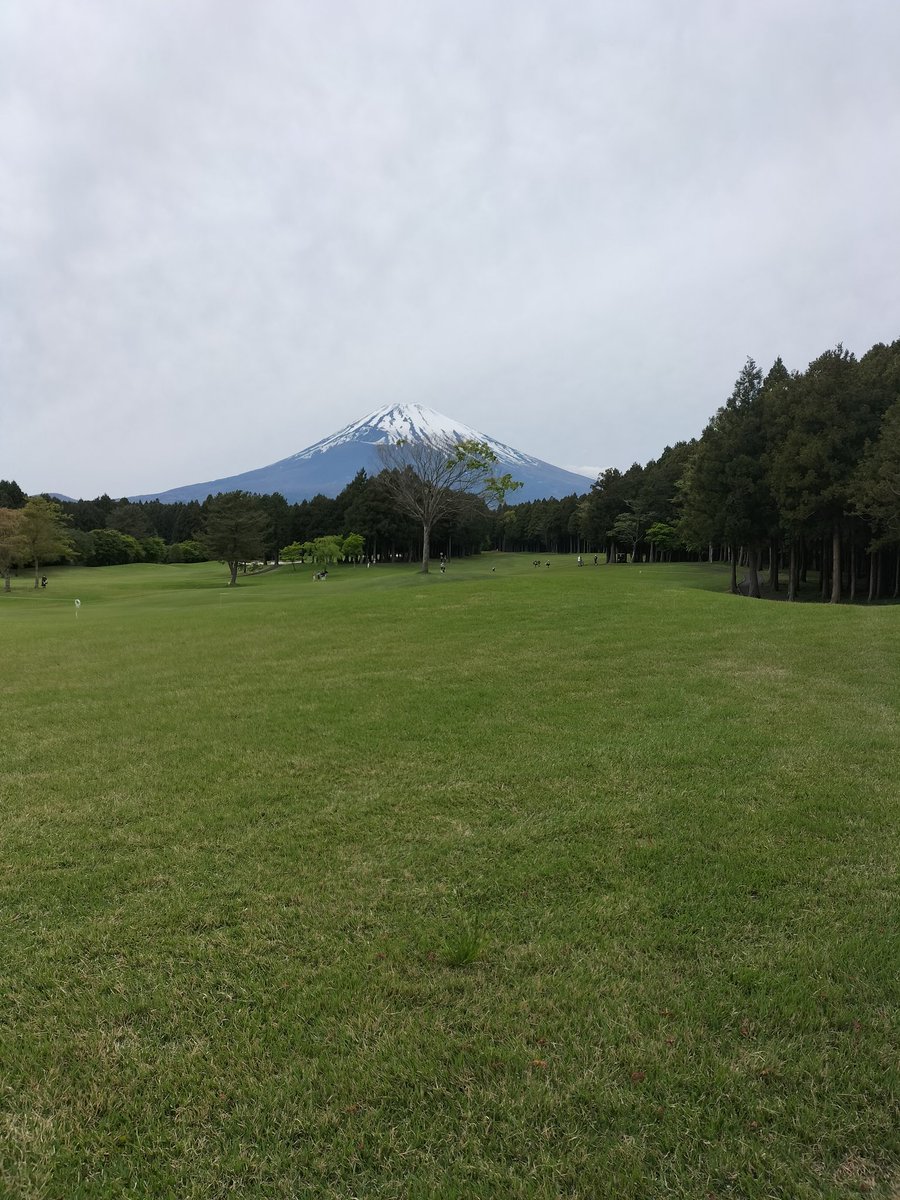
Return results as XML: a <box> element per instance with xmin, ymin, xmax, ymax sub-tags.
<box><xmin>130</xmin><ymin>404</ymin><xmax>593</xmax><ymax>504</ymax></box>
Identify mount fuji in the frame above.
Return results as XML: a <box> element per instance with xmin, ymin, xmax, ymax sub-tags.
<box><xmin>130</xmin><ymin>405</ymin><xmax>594</xmax><ymax>504</ymax></box>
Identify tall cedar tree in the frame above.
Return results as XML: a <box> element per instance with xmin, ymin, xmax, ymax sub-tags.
<box><xmin>852</xmin><ymin>397</ymin><xmax>900</xmax><ymax>550</ymax></box>
<box><xmin>679</xmin><ymin>359</ymin><xmax>779</xmax><ymax>595</ymax></box>
<box><xmin>769</xmin><ymin>346</ymin><xmax>886</xmax><ymax>602</ymax></box>
<box><xmin>0</xmin><ymin>480</ymin><xmax>27</xmax><ymax>509</ymax></box>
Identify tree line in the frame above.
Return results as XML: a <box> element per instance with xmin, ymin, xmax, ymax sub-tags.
<box><xmin>2</xmin><ymin>336</ymin><xmax>898</xmax><ymax>599</ymax></box>
<box><xmin>505</xmin><ymin>338</ymin><xmax>900</xmax><ymax>602</ymax></box>
<box><xmin>0</xmin><ymin>464</ymin><xmax>502</xmax><ymax>588</ymax></box>
<box><xmin>678</xmin><ymin>343</ymin><xmax>900</xmax><ymax>601</ymax></box>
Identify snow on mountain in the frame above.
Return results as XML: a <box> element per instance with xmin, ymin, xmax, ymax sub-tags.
<box><xmin>287</xmin><ymin>403</ymin><xmax>538</xmax><ymax>468</ymax></box>
<box><xmin>129</xmin><ymin>404</ymin><xmax>593</xmax><ymax>505</ymax></box>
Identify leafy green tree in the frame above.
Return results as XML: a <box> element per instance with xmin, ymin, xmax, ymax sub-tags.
<box><xmin>312</xmin><ymin>535</ymin><xmax>344</xmax><ymax>563</ymax></box>
<box><xmin>201</xmin><ymin>492</ymin><xmax>271</xmax><ymax>586</ymax></box>
<box><xmin>89</xmin><ymin>528</ymin><xmax>144</xmax><ymax>566</ymax></box>
<box><xmin>141</xmin><ymin>537</ymin><xmax>167</xmax><ymax>563</ymax></box>
<box><xmin>19</xmin><ymin>496</ymin><xmax>74</xmax><ymax>588</ymax></box>
<box><xmin>608</xmin><ymin>511</ymin><xmax>642</xmax><ymax>561</ymax></box>
<box><xmin>378</xmin><ymin>438</ymin><xmax>521</xmax><ymax>572</ymax></box>
<box><xmin>280</xmin><ymin>541</ymin><xmax>304</xmax><ymax>569</ymax></box>
<box><xmin>341</xmin><ymin>533</ymin><xmax>365</xmax><ymax>561</ymax></box>
<box><xmin>0</xmin><ymin>507</ymin><xmax>25</xmax><ymax>592</ymax></box>
<box><xmin>645</xmin><ymin>522</ymin><xmax>680</xmax><ymax>560</ymax></box>
<box><xmin>167</xmin><ymin>539</ymin><xmax>209</xmax><ymax>564</ymax></box>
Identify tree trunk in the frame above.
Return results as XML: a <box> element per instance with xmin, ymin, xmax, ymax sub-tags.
<box><xmin>769</xmin><ymin>539</ymin><xmax>780</xmax><ymax>591</ymax></box>
<box><xmin>729</xmin><ymin>547</ymin><xmax>738</xmax><ymax>595</ymax></box>
<box><xmin>894</xmin><ymin>551</ymin><xmax>899</xmax><ymax>600</ymax></box>
<box><xmin>228</xmin><ymin>560</ymin><xmax>239</xmax><ymax>586</ymax></box>
<box><xmin>747</xmin><ymin>547</ymin><xmax>762</xmax><ymax>598</ymax></box>
<box><xmin>867</xmin><ymin>552</ymin><xmax>876</xmax><ymax>603</ymax></box>
<box><xmin>420</xmin><ymin>522</ymin><xmax>431</xmax><ymax>573</ymax></box>
<box><xmin>2</xmin><ymin>567</ymin><xmax>10</xmax><ymax>593</ymax></box>
<box><xmin>830</xmin><ymin>524</ymin><xmax>841</xmax><ymax>604</ymax></box>
<box><xmin>708</xmin><ymin>542</ymin><xmax>714</xmax><ymax>563</ymax></box>
<box><xmin>849</xmin><ymin>536</ymin><xmax>856</xmax><ymax>603</ymax></box>
<box><xmin>33</xmin><ymin>559</ymin><xmax>40</xmax><ymax>589</ymax></box>
<box><xmin>876</xmin><ymin>549</ymin><xmax>884</xmax><ymax>599</ymax></box>
<box><xmin>787</xmin><ymin>541</ymin><xmax>797</xmax><ymax>602</ymax></box>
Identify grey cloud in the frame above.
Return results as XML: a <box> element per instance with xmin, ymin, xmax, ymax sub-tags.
<box><xmin>2</xmin><ymin>0</ymin><xmax>900</xmax><ymax>497</ymax></box>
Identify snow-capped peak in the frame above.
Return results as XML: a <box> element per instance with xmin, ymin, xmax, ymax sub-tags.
<box><xmin>288</xmin><ymin>403</ymin><xmax>539</xmax><ymax>467</ymax></box>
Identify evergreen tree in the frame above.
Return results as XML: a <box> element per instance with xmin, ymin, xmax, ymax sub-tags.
<box><xmin>201</xmin><ymin>492</ymin><xmax>271</xmax><ymax>586</ymax></box>
<box><xmin>680</xmin><ymin>359</ymin><xmax>776</xmax><ymax>595</ymax></box>
<box><xmin>852</xmin><ymin>397</ymin><xmax>900</xmax><ymax>550</ymax></box>
<box><xmin>0</xmin><ymin>480</ymin><xmax>27</xmax><ymax>509</ymax></box>
<box><xmin>769</xmin><ymin>346</ymin><xmax>873</xmax><ymax>602</ymax></box>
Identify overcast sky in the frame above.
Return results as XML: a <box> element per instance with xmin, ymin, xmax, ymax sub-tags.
<box><xmin>3</xmin><ymin>0</ymin><xmax>900</xmax><ymax>499</ymax></box>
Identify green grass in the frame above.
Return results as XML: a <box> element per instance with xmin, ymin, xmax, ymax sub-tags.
<box><xmin>1</xmin><ymin>556</ymin><xmax>898</xmax><ymax>1198</ymax></box>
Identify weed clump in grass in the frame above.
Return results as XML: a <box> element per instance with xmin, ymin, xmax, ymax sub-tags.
<box><xmin>444</xmin><ymin>922</ymin><xmax>485</xmax><ymax>967</ymax></box>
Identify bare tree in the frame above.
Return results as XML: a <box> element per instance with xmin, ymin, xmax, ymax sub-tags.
<box><xmin>377</xmin><ymin>437</ymin><xmax>521</xmax><ymax>572</ymax></box>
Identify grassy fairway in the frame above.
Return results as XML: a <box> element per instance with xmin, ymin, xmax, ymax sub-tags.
<box><xmin>1</xmin><ymin>557</ymin><xmax>898</xmax><ymax>1198</ymax></box>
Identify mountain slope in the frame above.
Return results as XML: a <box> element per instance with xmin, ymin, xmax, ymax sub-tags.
<box><xmin>131</xmin><ymin>404</ymin><xmax>593</xmax><ymax>504</ymax></box>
